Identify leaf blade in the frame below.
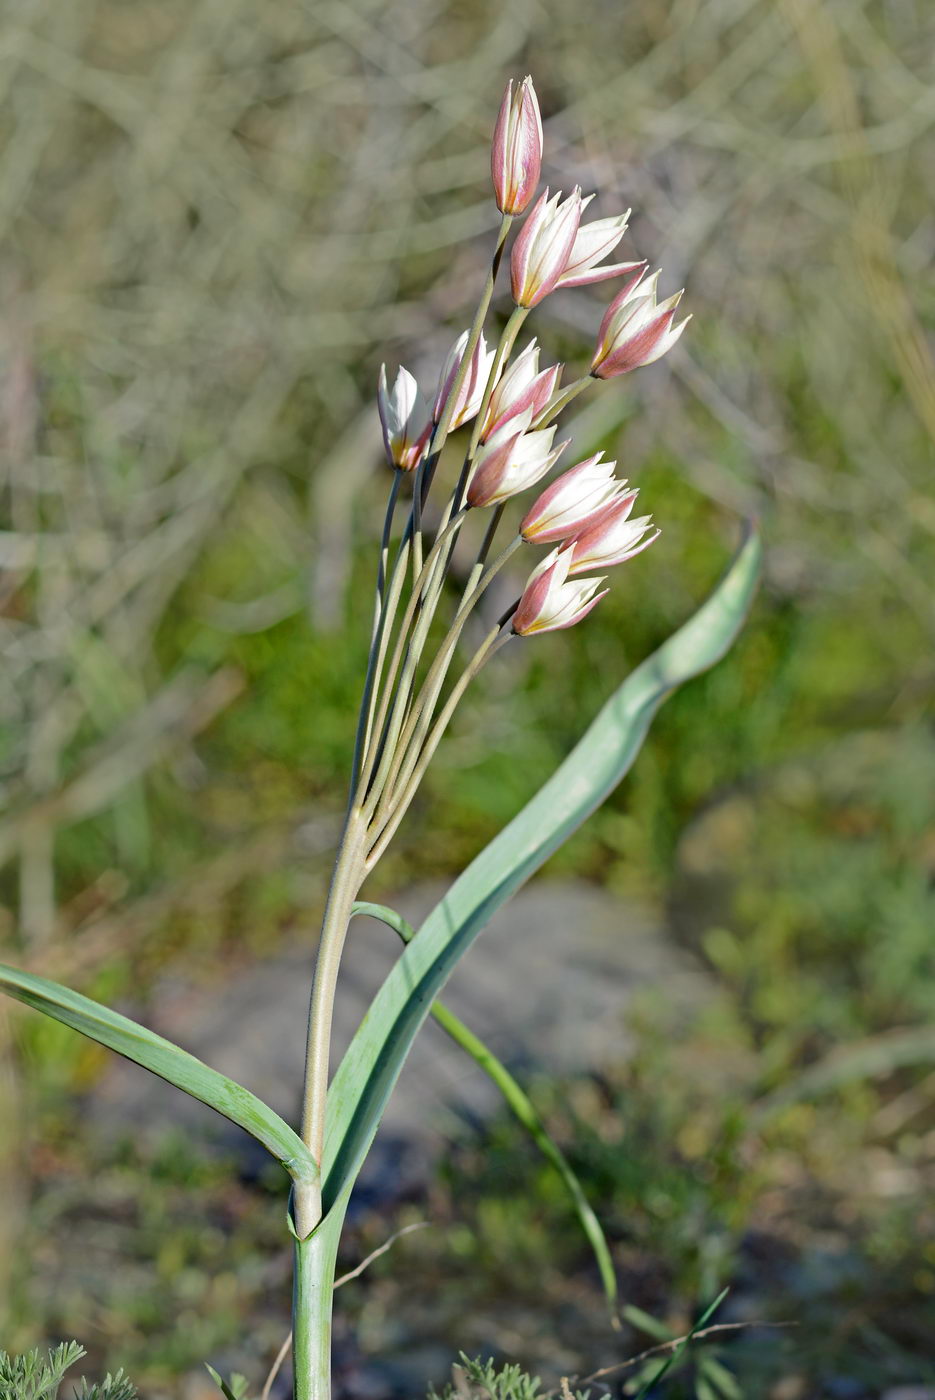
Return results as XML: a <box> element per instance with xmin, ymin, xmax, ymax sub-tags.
<box><xmin>0</xmin><ymin>963</ymin><xmax>318</xmax><ymax>1186</ymax></box>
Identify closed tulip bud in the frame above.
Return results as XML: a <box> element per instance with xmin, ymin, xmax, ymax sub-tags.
<box><xmin>511</xmin><ymin>187</ymin><xmax>586</xmax><ymax>309</ymax></box>
<box><xmin>481</xmin><ymin>339</ymin><xmax>562</xmax><ymax>442</ymax></box>
<box><xmin>520</xmin><ymin>453</ymin><xmax>633</xmax><ymax>543</ymax></box>
<box><xmin>434</xmin><ymin>331</ymin><xmax>498</xmax><ymax>431</ymax></box>
<box><xmin>512</xmin><ymin>547</ymin><xmax>607</xmax><ymax>636</ymax></box>
<box><xmin>590</xmin><ymin>270</ymin><xmax>690</xmax><ymax>379</ymax></box>
<box><xmin>377</xmin><ymin>364</ymin><xmax>432</xmax><ymax>471</ymax></box>
<box><xmin>566</xmin><ymin>493</ymin><xmax>660</xmax><ymax>573</ymax></box>
<box><xmin>491</xmin><ymin>76</ymin><xmax>543</xmax><ymax>216</ymax></box>
<box><xmin>554</xmin><ymin>211</ymin><xmax>645</xmax><ymax>290</ymax></box>
<box><xmin>467</xmin><ymin>412</ymin><xmax>567</xmax><ymax>508</ymax></box>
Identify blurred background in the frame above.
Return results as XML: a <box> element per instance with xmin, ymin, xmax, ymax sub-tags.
<box><xmin>0</xmin><ymin>0</ymin><xmax>933</xmax><ymax>1395</ymax></box>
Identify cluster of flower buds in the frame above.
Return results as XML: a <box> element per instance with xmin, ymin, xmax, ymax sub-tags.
<box><xmin>375</xmin><ymin>73</ymin><xmax>689</xmax><ymax>636</ymax></box>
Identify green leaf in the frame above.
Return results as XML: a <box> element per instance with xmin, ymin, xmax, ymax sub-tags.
<box><xmin>204</xmin><ymin>1366</ymin><xmax>251</xmax><ymax>1400</ymax></box>
<box><xmin>622</xmin><ymin>1304</ymin><xmax>674</xmax><ymax>1342</ymax></box>
<box><xmin>701</xmin><ymin>1355</ymin><xmax>743</xmax><ymax>1399</ymax></box>
<box><xmin>322</xmin><ymin>529</ymin><xmax>760</xmax><ymax>1219</ymax></box>
<box><xmin>631</xmin><ymin>1289</ymin><xmax>729</xmax><ymax>1400</ymax></box>
<box><xmin>0</xmin><ymin>964</ymin><xmax>318</xmax><ymax>1188</ymax></box>
<box><xmin>352</xmin><ymin>900</ymin><xmax>618</xmax><ymax>1311</ymax></box>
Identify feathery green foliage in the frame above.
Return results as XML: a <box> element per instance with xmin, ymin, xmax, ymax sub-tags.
<box><xmin>0</xmin><ymin>1345</ymin><xmax>137</xmax><ymax>1400</ymax></box>
<box><xmin>428</xmin><ymin>1355</ymin><xmax>589</xmax><ymax>1400</ymax></box>
<box><xmin>0</xmin><ymin>1343</ymin><xmax>86</xmax><ymax>1400</ymax></box>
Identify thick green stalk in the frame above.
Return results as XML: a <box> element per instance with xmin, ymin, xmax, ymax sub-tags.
<box><xmin>292</xmin><ymin>1216</ymin><xmax>341</xmax><ymax>1400</ymax></box>
<box><xmin>299</xmin><ymin>811</ymin><xmax>369</xmax><ymax>1197</ymax></box>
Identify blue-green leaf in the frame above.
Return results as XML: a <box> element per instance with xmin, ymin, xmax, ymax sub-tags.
<box><xmin>0</xmin><ymin>964</ymin><xmax>318</xmax><ymax>1187</ymax></box>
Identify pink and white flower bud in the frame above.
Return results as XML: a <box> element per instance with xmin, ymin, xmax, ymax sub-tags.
<box><xmin>590</xmin><ymin>270</ymin><xmax>690</xmax><ymax>379</ymax></box>
<box><xmin>377</xmin><ymin>364</ymin><xmax>432</xmax><ymax>471</ymax></box>
<box><xmin>566</xmin><ymin>493</ymin><xmax>660</xmax><ymax>574</ymax></box>
<box><xmin>520</xmin><ymin>453</ymin><xmax>634</xmax><ymax>543</ymax></box>
<box><xmin>481</xmin><ymin>339</ymin><xmax>562</xmax><ymax>442</ymax></box>
<box><xmin>510</xmin><ymin>187</ymin><xmax>586</xmax><ymax>309</ymax></box>
<box><xmin>512</xmin><ymin>547</ymin><xmax>607</xmax><ymax>637</ymax></box>
<box><xmin>554</xmin><ymin>211</ymin><xmax>645</xmax><ymax>290</ymax></box>
<box><xmin>491</xmin><ymin>76</ymin><xmax>543</xmax><ymax>216</ymax></box>
<box><xmin>434</xmin><ymin>331</ymin><xmax>498</xmax><ymax>431</ymax></box>
<box><xmin>467</xmin><ymin>412</ymin><xmax>567</xmax><ymax>508</ymax></box>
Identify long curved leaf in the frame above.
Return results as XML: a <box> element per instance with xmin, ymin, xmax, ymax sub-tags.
<box><xmin>322</xmin><ymin>528</ymin><xmax>761</xmax><ymax>1216</ymax></box>
<box><xmin>0</xmin><ymin>964</ymin><xmax>318</xmax><ymax>1186</ymax></box>
<box><xmin>353</xmin><ymin>899</ymin><xmax>618</xmax><ymax>1310</ymax></box>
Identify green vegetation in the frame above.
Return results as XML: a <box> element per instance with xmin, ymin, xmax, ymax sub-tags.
<box><xmin>0</xmin><ymin>1343</ymin><xmax>137</xmax><ymax>1400</ymax></box>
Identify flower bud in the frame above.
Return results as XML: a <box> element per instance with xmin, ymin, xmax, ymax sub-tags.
<box><xmin>520</xmin><ymin>453</ymin><xmax>633</xmax><ymax>543</ymax></box>
<box><xmin>512</xmin><ymin>547</ymin><xmax>607</xmax><ymax>636</ymax></box>
<box><xmin>566</xmin><ymin>493</ymin><xmax>659</xmax><ymax>574</ymax></box>
<box><xmin>434</xmin><ymin>331</ymin><xmax>498</xmax><ymax>431</ymax></box>
<box><xmin>481</xmin><ymin>339</ymin><xmax>561</xmax><ymax>442</ymax></box>
<box><xmin>554</xmin><ymin>211</ymin><xmax>645</xmax><ymax>290</ymax></box>
<box><xmin>510</xmin><ymin>188</ymin><xmax>585</xmax><ymax>309</ymax></box>
<box><xmin>590</xmin><ymin>270</ymin><xmax>690</xmax><ymax>379</ymax></box>
<box><xmin>491</xmin><ymin>76</ymin><xmax>543</xmax><ymax>216</ymax></box>
<box><xmin>467</xmin><ymin>413</ymin><xmax>566</xmax><ymax>508</ymax></box>
<box><xmin>377</xmin><ymin>364</ymin><xmax>432</xmax><ymax>471</ymax></box>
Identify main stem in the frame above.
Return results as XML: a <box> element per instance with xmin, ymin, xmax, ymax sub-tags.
<box><xmin>299</xmin><ymin>809</ymin><xmax>369</xmax><ymax>1208</ymax></box>
<box><xmin>292</xmin><ymin>1229</ymin><xmax>335</xmax><ymax>1400</ymax></box>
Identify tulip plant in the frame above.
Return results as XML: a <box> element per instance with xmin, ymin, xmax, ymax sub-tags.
<box><xmin>0</xmin><ymin>76</ymin><xmax>760</xmax><ymax>1400</ymax></box>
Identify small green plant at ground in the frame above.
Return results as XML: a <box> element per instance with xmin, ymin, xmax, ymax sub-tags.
<box><xmin>428</xmin><ymin>1355</ymin><xmax>589</xmax><ymax>1400</ymax></box>
<box><xmin>0</xmin><ymin>1344</ymin><xmax>137</xmax><ymax>1400</ymax></box>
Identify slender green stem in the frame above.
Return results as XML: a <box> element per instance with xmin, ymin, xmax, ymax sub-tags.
<box><xmin>458</xmin><ymin>503</ymin><xmax>505</xmax><ymax>612</ymax></box>
<box><xmin>411</xmin><ymin>457</ymin><xmax>427</xmax><ymax>580</ymax></box>
<box><xmin>367</xmin><ymin>627</ymin><xmax>512</xmax><ymax>869</ymax></box>
<box><xmin>532</xmin><ymin>374</ymin><xmax>591</xmax><ymax>428</ymax></box>
<box><xmin>358</xmin><ymin>535</ymin><xmax>411</xmax><ymax>779</ymax></box>
<box><xmin>350</xmin><ymin>474</ymin><xmax>402</xmax><ymax>792</ymax></box>
<box><xmin>375</xmin><ymin>472</ymin><xmax>401</xmax><ymax>612</ymax></box>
